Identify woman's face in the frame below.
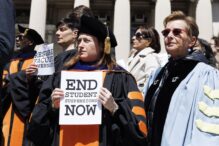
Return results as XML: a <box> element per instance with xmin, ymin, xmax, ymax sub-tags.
<box><xmin>77</xmin><ymin>34</ymin><xmax>101</xmax><ymax>62</ymax></box>
<box><xmin>132</xmin><ymin>29</ymin><xmax>151</xmax><ymax>51</ymax></box>
<box><xmin>162</xmin><ymin>20</ymin><xmax>196</xmax><ymax>59</ymax></box>
<box><xmin>56</xmin><ymin>24</ymin><xmax>78</xmax><ymax>47</ymax></box>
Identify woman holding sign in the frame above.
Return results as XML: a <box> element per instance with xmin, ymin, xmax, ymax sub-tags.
<box><xmin>28</xmin><ymin>15</ymin><xmax>147</xmax><ymax>146</ymax></box>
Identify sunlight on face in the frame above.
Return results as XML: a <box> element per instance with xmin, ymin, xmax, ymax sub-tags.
<box><xmin>77</xmin><ymin>34</ymin><xmax>101</xmax><ymax>62</ymax></box>
<box><xmin>20</xmin><ymin>36</ymin><xmax>32</xmax><ymax>49</ymax></box>
<box><xmin>56</xmin><ymin>24</ymin><xmax>77</xmax><ymax>47</ymax></box>
<box><xmin>164</xmin><ymin>20</ymin><xmax>194</xmax><ymax>59</ymax></box>
<box><xmin>132</xmin><ymin>29</ymin><xmax>151</xmax><ymax>51</ymax></box>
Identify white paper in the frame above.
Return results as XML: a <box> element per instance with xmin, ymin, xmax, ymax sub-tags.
<box><xmin>59</xmin><ymin>71</ymin><xmax>103</xmax><ymax>125</ymax></box>
<box><xmin>34</xmin><ymin>44</ymin><xmax>55</xmax><ymax>75</ymax></box>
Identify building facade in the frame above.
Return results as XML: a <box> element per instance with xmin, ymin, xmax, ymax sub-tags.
<box><xmin>14</xmin><ymin>0</ymin><xmax>219</xmax><ymax>62</ymax></box>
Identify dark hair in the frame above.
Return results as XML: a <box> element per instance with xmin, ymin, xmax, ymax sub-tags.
<box><xmin>16</xmin><ymin>34</ymin><xmax>23</xmax><ymax>41</ymax></box>
<box><xmin>67</xmin><ymin>5</ymin><xmax>94</xmax><ymax>20</ymax></box>
<box><xmin>56</xmin><ymin>17</ymin><xmax>80</xmax><ymax>30</ymax></box>
<box><xmin>197</xmin><ymin>38</ymin><xmax>216</xmax><ymax>67</ymax></box>
<box><xmin>212</xmin><ymin>36</ymin><xmax>219</xmax><ymax>47</ymax></box>
<box><xmin>164</xmin><ymin>11</ymin><xmax>199</xmax><ymax>38</ymax></box>
<box><xmin>137</xmin><ymin>26</ymin><xmax>161</xmax><ymax>53</ymax></box>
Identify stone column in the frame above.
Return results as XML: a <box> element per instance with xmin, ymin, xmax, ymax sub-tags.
<box><xmin>212</xmin><ymin>1</ymin><xmax>219</xmax><ymax>36</ymax></box>
<box><xmin>196</xmin><ymin>0</ymin><xmax>213</xmax><ymax>41</ymax></box>
<box><xmin>74</xmin><ymin>0</ymin><xmax>90</xmax><ymax>8</ymax></box>
<box><xmin>29</xmin><ymin>0</ymin><xmax>47</xmax><ymax>40</ymax></box>
<box><xmin>154</xmin><ymin>0</ymin><xmax>171</xmax><ymax>53</ymax></box>
<box><xmin>188</xmin><ymin>0</ymin><xmax>196</xmax><ymax>18</ymax></box>
<box><xmin>114</xmin><ymin>0</ymin><xmax>130</xmax><ymax>63</ymax></box>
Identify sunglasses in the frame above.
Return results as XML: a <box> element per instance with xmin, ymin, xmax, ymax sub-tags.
<box><xmin>16</xmin><ymin>35</ymin><xmax>23</xmax><ymax>41</ymax></box>
<box><xmin>161</xmin><ymin>28</ymin><xmax>186</xmax><ymax>37</ymax></box>
<box><xmin>134</xmin><ymin>32</ymin><xmax>150</xmax><ymax>39</ymax></box>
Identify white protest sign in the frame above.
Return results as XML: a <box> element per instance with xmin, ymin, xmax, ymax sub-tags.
<box><xmin>59</xmin><ymin>71</ymin><xmax>103</xmax><ymax>125</ymax></box>
<box><xmin>34</xmin><ymin>43</ymin><xmax>55</xmax><ymax>75</ymax></box>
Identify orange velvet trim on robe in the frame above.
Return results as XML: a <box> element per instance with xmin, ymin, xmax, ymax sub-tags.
<box><xmin>128</xmin><ymin>91</ymin><xmax>148</xmax><ymax>136</ymax></box>
<box><xmin>2</xmin><ymin>58</ymin><xmax>34</xmax><ymax>146</ymax></box>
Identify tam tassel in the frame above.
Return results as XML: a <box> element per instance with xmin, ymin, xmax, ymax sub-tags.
<box><xmin>24</xmin><ymin>28</ymin><xmax>29</xmax><ymax>36</ymax></box>
<box><xmin>104</xmin><ymin>36</ymin><xmax>111</xmax><ymax>54</ymax></box>
<box><xmin>104</xmin><ymin>25</ymin><xmax>111</xmax><ymax>54</ymax></box>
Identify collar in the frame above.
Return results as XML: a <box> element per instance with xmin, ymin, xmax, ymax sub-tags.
<box><xmin>168</xmin><ymin>50</ymin><xmax>209</xmax><ymax>64</ymax></box>
<box><xmin>70</xmin><ymin>61</ymin><xmax>125</xmax><ymax>71</ymax></box>
<box><xmin>130</xmin><ymin>47</ymin><xmax>155</xmax><ymax>58</ymax></box>
<box><xmin>138</xmin><ymin>47</ymin><xmax>155</xmax><ymax>56</ymax></box>
<box><xmin>71</xmin><ymin>61</ymin><xmax>108</xmax><ymax>71</ymax></box>
<box><xmin>12</xmin><ymin>51</ymin><xmax>36</xmax><ymax>60</ymax></box>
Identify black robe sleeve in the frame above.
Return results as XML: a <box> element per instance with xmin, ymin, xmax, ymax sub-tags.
<box><xmin>28</xmin><ymin>50</ymin><xmax>76</xmax><ymax>146</ymax></box>
<box><xmin>54</xmin><ymin>49</ymin><xmax>77</xmax><ymax>72</ymax></box>
<box><xmin>9</xmin><ymin>71</ymin><xmax>46</xmax><ymax>120</ymax></box>
<box><xmin>27</xmin><ymin>72</ymin><xmax>61</xmax><ymax>146</ymax></box>
<box><xmin>102</xmin><ymin>72</ymin><xmax>147</xmax><ymax>146</ymax></box>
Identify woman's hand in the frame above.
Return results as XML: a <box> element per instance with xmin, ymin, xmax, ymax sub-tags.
<box><xmin>98</xmin><ymin>87</ymin><xmax>118</xmax><ymax>114</ymax></box>
<box><xmin>25</xmin><ymin>63</ymin><xmax>38</xmax><ymax>79</ymax></box>
<box><xmin>51</xmin><ymin>88</ymin><xmax>64</xmax><ymax>109</ymax></box>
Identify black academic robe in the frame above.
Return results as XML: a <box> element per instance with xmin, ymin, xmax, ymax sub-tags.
<box><xmin>28</xmin><ymin>65</ymin><xmax>147</xmax><ymax>146</ymax></box>
<box><xmin>54</xmin><ymin>49</ymin><xmax>77</xmax><ymax>72</ymax></box>
<box><xmin>2</xmin><ymin>48</ymin><xmax>75</xmax><ymax>146</ymax></box>
<box><xmin>144</xmin><ymin>52</ymin><xmax>209</xmax><ymax>146</ymax></box>
<box><xmin>1</xmin><ymin>51</ymin><xmax>39</xmax><ymax>146</ymax></box>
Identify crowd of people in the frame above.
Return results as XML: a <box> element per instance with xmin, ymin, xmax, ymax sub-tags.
<box><xmin>0</xmin><ymin>1</ymin><xmax>219</xmax><ymax>146</ymax></box>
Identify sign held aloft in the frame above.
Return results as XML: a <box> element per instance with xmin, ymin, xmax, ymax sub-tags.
<box><xmin>34</xmin><ymin>43</ymin><xmax>55</xmax><ymax>75</ymax></box>
<box><xmin>59</xmin><ymin>71</ymin><xmax>103</xmax><ymax>125</ymax></box>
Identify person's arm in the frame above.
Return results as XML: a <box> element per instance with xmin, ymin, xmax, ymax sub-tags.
<box><xmin>104</xmin><ymin>72</ymin><xmax>147</xmax><ymax>146</ymax></box>
<box><xmin>27</xmin><ymin>73</ymin><xmax>60</xmax><ymax>146</ymax></box>
<box><xmin>0</xmin><ymin>0</ymin><xmax>15</xmax><ymax>67</ymax></box>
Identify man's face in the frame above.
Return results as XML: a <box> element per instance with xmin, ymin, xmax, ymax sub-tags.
<box><xmin>15</xmin><ymin>34</ymin><xmax>23</xmax><ymax>48</ymax></box>
<box><xmin>162</xmin><ymin>20</ymin><xmax>195</xmax><ymax>59</ymax></box>
<box><xmin>19</xmin><ymin>35</ymin><xmax>32</xmax><ymax>49</ymax></box>
<box><xmin>56</xmin><ymin>24</ymin><xmax>78</xmax><ymax>47</ymax></box>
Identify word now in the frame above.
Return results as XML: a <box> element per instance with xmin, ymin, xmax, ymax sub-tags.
<box><xmin>65</xmin><ymin>104</ymin><xmax>97</xmax><ymax>116</ymax></box>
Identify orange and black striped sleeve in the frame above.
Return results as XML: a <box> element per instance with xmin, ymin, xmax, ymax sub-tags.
<box><xmin>109</xmin><ymin>71</ymin><xmax>147</xmax><ymax>146</ymax></box>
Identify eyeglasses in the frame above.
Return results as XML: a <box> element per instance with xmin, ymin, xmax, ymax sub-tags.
<box><xmin>134</xmin><ymin>32</ymin><xmax>150</xmax><ymax>39</ymax></box>
<box><xmin>16</xmin><ymin>35</ymin><xmax>23</xmax><ymax>41</ymax></box>
<box><xmin>161</xmin><ymin>28</ymin><xmax>186</xmax><ymax>37</ymax></box>
<box><xmin>134</xmin><ymin>32</ymin><xmax>144</xmax><ymax>39</ymax></box>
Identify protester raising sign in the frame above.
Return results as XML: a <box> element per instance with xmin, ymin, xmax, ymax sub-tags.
<box><xmin>59</xmin><ymin>71</ymin><xmax>103</xmax><ymax>125</ymax></box>
<box><xmin>34</xmin><ymin>43</ymin><xmax>55</xmax><ymax>75</ymax></box>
